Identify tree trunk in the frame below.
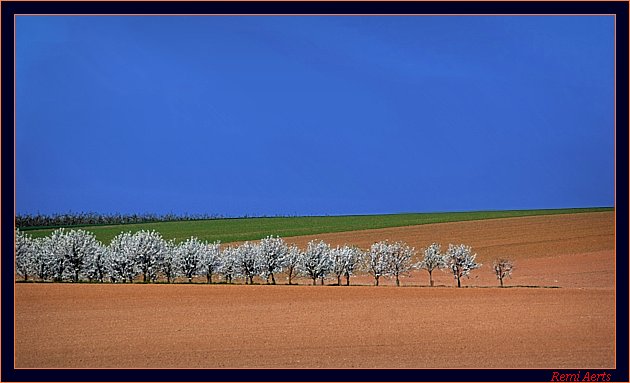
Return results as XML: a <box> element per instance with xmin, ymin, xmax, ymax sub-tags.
<box><xmin>429</xmin><ymin>270</ymin><xmax>434</xmax><ymax>287</ymax></box>
<box><xmin>500</xmin><ymin>277</ymin><xmax>504</xmax><ymax>287</ymax></box>
<box><xmin>271</xmin><ymin>273</ymin><xmax>276</xmax><ymax>285</ymax></box>
<box><xmin>395</xmin><ymin>274</ymin><xmax>400</xmax><ymax>286</ymax></box>
<box><xmin>288</xmin><ymin>270</ymin><xmax>293</xmax><ymax>285</ymax></box>
<box><xmin>337</xmin><ymin>275</ymin><xmax>341</xmax><ymax>286</ymax></box>
<box><xmin>457</xmin><ymin>276</ymin><xmax>461</xmax><ymax>288</ymax></box>
<box><xmin>188</xmin><ymin>277</ymin><xmax>192</xmax><ymax>283</ymax></box>
<box><xmin>312</xmin><ymin>277</ymin><xmax>317</xmax><ymax>286</ymax></box>
<box><xmin>74</xmin><ymin>270</ymin><xmax>79</xmax><ymax>283</ymax></box>
<box><xmin>345</xmin><ymin>273</ymin><xmax>350</xmax><ymax>286</ymax></box>
<box><xmin>207</xmin><ymin>272</ymin><xmax>212</xmax><ymax>284</ymax></box>
<box><xmin>375</xmin><ymin>276</ymin><xmax>380</xmax><ymax>286</ymax></box>
<box><xmin>320</xmin><ymin>276</ymin><xmax>324</xmax><ymax>285</ymax></box>
<box><xmin>143</xmin><ymin>273</ymin><xmax>147</xmax><ymax>283</ymax></box>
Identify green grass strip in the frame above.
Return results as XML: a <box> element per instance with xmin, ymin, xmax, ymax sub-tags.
<box><xmin>21</xmin><ymin>207</ymin><xmax>613</xmax><ymax>245</ymax></box>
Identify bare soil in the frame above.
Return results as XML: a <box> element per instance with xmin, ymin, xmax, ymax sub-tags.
<box><xmin>14</xmin><ymin>212</ymin><xmax>616</xmax><ymax>368</ymax></box>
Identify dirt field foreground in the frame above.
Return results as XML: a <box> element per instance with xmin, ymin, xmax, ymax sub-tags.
<box><xmin>15</xmin><ymin>212</ymin><xmax>616</xmax><ymax>368</ymax></box>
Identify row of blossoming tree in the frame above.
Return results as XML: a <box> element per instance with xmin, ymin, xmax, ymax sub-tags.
<box><xmin>15</xmin><ymin>229</ymin><xmax>513</xmax><ymax>287</ymax></box>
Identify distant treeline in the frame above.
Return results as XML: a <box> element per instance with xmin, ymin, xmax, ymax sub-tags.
<box><xmin>16</xmin><ymin>212</ymin><xmax>229</xmax><ymax>229</ymax></box>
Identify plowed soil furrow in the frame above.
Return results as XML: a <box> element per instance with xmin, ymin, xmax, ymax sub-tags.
<box><xmin>15</xmin><ymin>285</ymin><xmax>614</xmax><ymax>369</ymax></box>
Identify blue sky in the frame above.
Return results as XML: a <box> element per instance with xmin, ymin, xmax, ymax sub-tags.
<box><xmin>16</xmin><ymin>15</ymin><xmax>615</xmax><ymax>216</ymax></box>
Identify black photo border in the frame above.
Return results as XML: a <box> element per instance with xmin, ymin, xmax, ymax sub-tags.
<box><xmin>2</xmin><ymin>1</ymin><xmax>628</xmax><ymax>382</ymax></box>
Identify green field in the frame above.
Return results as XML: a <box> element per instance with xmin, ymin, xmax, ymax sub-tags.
<box><xmin>21</xmin><ymin>207</ymin><xmax>612</xmax><ymax>244</ymax></box>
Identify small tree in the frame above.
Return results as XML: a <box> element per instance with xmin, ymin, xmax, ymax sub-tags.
<box><xmin>236</xmin><ymin>241</ymin><xmax>260</xmax><ymax>285</ymax></box>
<box><xmin>86</xmin><ymin>243</ymin><xmax>109</xmax><ymax>283</ymax></box>
<box><xmin>387</xmin><ymin>241</ymin><xmax>415</xmax><ymax>287</ymax></box>
<box><xmin>446</xmin><ymin>244</ymin><xmax>481</xmax><ymax>288</ymax></box>
<box><xmin>365</xmin><ymin>241</ymin><xmax>391</xmax><ymax>286</ymax></box>
<box><xmin>161</xmin><ymin>239</ymin><xmax>179</xmax><ymax>283</ymax></box>
<box><xmin>177</xmin><ymin>237</ymin><xmax>204</xmax><ymax>283</ymax></box>
<box><xmin>493</xmin><ymin>258</ymin><xmax>514</xmax><ymax>287</ymax></box>
<box><xmin>202</xmin><ymin>241</ymin><xmax>222</xmax><ymax>284</ymax></box>
<box><xmin>258</xmin><ymin>236</ymin><xmax>287</xmax><ymax>285</ymax></box>
<box><xmin>300</xmin><ymin>240</ymin><xmax>331</xmax><ymax>285</ymax></box>
<box><xmin>131</xmin><ymin>230</ymin><xmax>166</xmax><ymax>283</ymax></box>
<box><xmin>109</xmin><ymin>232</ymin><xmax>137</xmax><ymax>283</ymax></box>
<box><xmin>219</xmin><ymin>246</ymin><xmax>238</xmax><ymax>284</ymax></box>
<box><xmin>330</xmin><ymin>245</ymin><xmax>362</xmax><ymax>286</ymax></box>
<box><xmin>330</xmin><ymin>246</ymin><xmax>345</xmax><ymax>286</ymax></box>
<box><xmin>45</xmin><ymin>229</ymin><xmax>69</xmax><ymax>282</ymax></box>
<box><xmin>32</xmin><ymin>237</ymin><xmax>52</xmax><ymax>281</ymax></box>
<box><xmin>342</xmin><ymin>246</ymin><xmax>362</xmax><ymax>286</ymax></box>
<box><xmin>16</xmin><ymin>229</ymin><xmax>36</xmax><ymax>281</ymax></box>
<box><xmin>416</xmin><ymin>243</ymin><xmax>447</xmax><ymax>287</ymax></box>
<box><xmin>66</xmin><ymin>229</ymin><xmax>102</xmax><ymax>282</ymax></box>
<box><xmin>282</xmin><ymin>244</ymin><xmax>302</xmax><ymax>285</ymax></box>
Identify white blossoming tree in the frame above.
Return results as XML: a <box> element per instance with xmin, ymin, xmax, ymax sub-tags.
<box><xmin>177</xmin><ymin>237</ymin><xmax>205</xmax><ymax>283</ymax></box>
<box><xmin>236</xmin><ymin>241</ymin><xmax>260</xmax><ymax>285</ymax></box>
<box><xmin>282</xmin><ymin>244</ymin><xmax>302</xmax><ymax>285</ymax></box>
<box><xmin>343</xmin><ymin>246</ymin><xmax>363</xmax><ymax>286</ymax></box>
<box><xmin>131</xmin><ymin>230</ymin><xmax>167</xmax><ymax>283</ymax></box>
<box><xmin>446</xmin><ymin>244</ymin><xmax>481</xmax><ymax>288</ymax></box>
<box><xmin>365</xmin><ymin>240</ymin><xmax>392</xmax><ymax>286</ymax></box>
<box><xmin>16</xmin><ymin>229</ymin><xmax>36</xmax><ymax>281</ymax></box>
<box><xmin>258</xmin><ymin>235</ymin><xmax>288</xmax><ymax>284</ymax></box>
<box><xmin>330</xmin><ymin>245</ymin><xmax>362</xmax><ymax>286</ymax></box>
<box><xmin>86</xmin><ymin>242</ymin><xmax>109</xmax><ymax>282</ymax></box>
<box><xmin>109</xmin><ymin>232</ymin><xmax>138</xmax><ymax>283</ymax></box>
<box><xmin>300</xmin><ymin>240</ymin><xmax>331</xmax><ymax>285</ymax></box>
<box><xmin>32</xmin><ymin>237</ymin><xmax>52</xmax><ymax>281</ymax></box>
<box><xmin>44</xmin><ymin>229</ymin><xmax>69</xmax><ymax>282</ymax></box>
<box><xmin>161</xmin><ymin>239</ymin><xmax>180</xmax><ymax>283</ymax></box>
<box><xmin>387</xmin><ymin>241</ymin><xmax>416</xmax><ymax>287</ymax></box>
<box><xmin>219</xmin><ymin>246</ymin><xmax>238</xmax><ymax>284</ymax></box>
<box><xmin>200</xmin><ymin>241</ymin><xmax>222</xmax><ymax>283</ymax></box>
<box><xmin>416</xmin><ymin>243</ymin><xmax>447</xmax><ymax>287</ymax></box>
<box><xmin>41</xmin><ymin>228</ymin><xmax>101</xmax><ymax>282</ymax></box>
<box><xmin>493</xmin><ymin>258</ymin><xmax>514</xmax><ymax>287</ymax></box>
<box><xmin>64</xmin><ymin>229</ymin><xmax>103</xmax><ymax>282</ymax></box>
<box><xmin>330</xmin><ymin>246</ymin><xmax>346</xmax><ymax>286</ymax></box>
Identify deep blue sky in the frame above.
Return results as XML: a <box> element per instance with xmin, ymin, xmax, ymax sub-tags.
<box><xmin>16</xmin><ymin>16</ymin><xmax>615</xmax><ymax>216</ymax></box>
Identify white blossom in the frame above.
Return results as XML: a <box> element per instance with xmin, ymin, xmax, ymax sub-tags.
<box><xmin>201</xmin><ymin>241</ymin><xmax>222</xmax><ymax>283</ymax></box>
<box><xmin>446</xmin><ymin>243</ymin><xmax>481</xmax><ymax>287</ymax></box>
<box><xmin>416</xmin><ymin>243</ymin><xmax>448</xmax><ymax>287</ymax></box>
<box><xmin>176</xmin><ymin>237</ymin><xmax>205</xmax><ymax>283</ymax></box>
<box><xmin>258</xmin><ymin>235</ymin><xmax>288</xmax><ymax>284</ymax></box>
<box><xmin>235</xmin><ymin>241</ymin><xmax>260</xmax><ymax>284</ymax></box>
<box><xmin>109</xmin><ymin>232</ymin><xmax>137</xmax><ymax>283</ymax></box>
<box><xmin>16</xmin><ymin>229</ymin><xmax>36</xmax><ymax>281</ymax></box>
<box><xmin>365</xmin><ymin>240</ymin><xmax>391</xmax><ymax>286</ymax></box>
<box><xmin>330</xmin><ymin>245</ymin><xmax>362</xmax><ymax>286</ymax></box>
<box><xmin>299</xmin><ymin>240</ymin><xmax>332</xmax><ymax>285</ymax></box>
<box><xmin>219</xmin><ymin>246</ymin><xmax>238</xmax><ymax>284</ymax></box>
<box><xmin>282</xmin><ymin>244</ymin><xmax>302</xmax><ymax>285</ymax></box>
<box><xmin>386</xmin><ymin>241</ymin><xmax>415</xmax><ymax>286</ymax></box>
<box><xmin>161</xmin><ymin>239</ymin><xmax>179</xmax><ymax>283</ymax></box>
<box><xmin>131</xmin><ymin>230</ymin><xmax>167</xmax><ymax>283</ymax></box>
<box><xmin>85</xmin><ymin>241</ymin><xmax>109</xmax><ymax>282</ymax></box>
<box><xmin>32</xmin><ymin>237</ymin><xmax>51</xmax><ymax>281</ymax></box>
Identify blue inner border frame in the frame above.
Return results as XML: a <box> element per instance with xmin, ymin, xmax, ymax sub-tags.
<box><xmin>2</xmin><ymin>1</ymin><xmax>628</xmax><ymax>382</ymax></box>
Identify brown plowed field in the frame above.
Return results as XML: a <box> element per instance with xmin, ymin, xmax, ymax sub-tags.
<box><xmin>15</xmin><ymin>212</ymin><xmax>616</xmax><ymax>369</ymax></box>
